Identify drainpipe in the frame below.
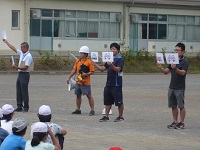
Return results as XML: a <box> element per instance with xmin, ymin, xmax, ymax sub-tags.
<box><xmin>123</xmin><ymin>1</ymin><xmax>134</xmax><ymax>50</ymax></box>
<box><xmin>24</xmin><ymin>0</ymin><xmax>27</xmax><ymax>42</ymax></box>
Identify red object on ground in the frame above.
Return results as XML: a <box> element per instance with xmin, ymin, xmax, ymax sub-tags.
<box><xmin>109</xmin><ymin>147</ymin><xmax>122</xmax><ymax>150</ymax></box>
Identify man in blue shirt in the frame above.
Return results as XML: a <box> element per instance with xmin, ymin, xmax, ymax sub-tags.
<box><xmin>157</xmin><ymin>42</ymin><xmax>189</xmax><ymax>129</ymax></box>
<box><xmin>0</xmin><ymin>117</ymin><xmax>28</xmax><ymax>150</ymax></box>
<box><xmin>94</xmin><ymin>43</ymin><xmax>124</xmax><ymax>122</ymax></box>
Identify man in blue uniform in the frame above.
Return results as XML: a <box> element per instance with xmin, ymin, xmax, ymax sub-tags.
<box><xmin>94</xmin><ymin>43</ymin><xmax>124</xmax><ymax>122</ymax></box>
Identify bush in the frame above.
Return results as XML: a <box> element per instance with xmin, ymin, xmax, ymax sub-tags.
<box><xmin>36</xmin><ymin>50</ymin><xmax>71</xmax><ymax>70</ymax></box>
<box><xmin>120</xmin><ymin>49</ymin><xmax>200</xmax><ymax>73</ymax></box>
<box><xmin>0</xmin><ymin>50</ymin><xmax>200</xmax><ymax>73</ymax></box>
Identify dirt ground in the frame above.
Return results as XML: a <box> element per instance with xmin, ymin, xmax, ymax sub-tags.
<box><xmin>0</xmin><ymin>73</ymin><xmax>200</xmax><ymax>150</ymax></box>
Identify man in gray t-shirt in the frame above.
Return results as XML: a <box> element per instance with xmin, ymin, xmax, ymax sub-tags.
<box><xmin>157</xmin><ymin>42</ymin><xmax>189</xmax><ymax>129</ymax></box>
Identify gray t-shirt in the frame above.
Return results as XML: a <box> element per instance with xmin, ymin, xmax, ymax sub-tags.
<box><xmin>167</xmin><ymin>57</ymin><xmax>189</xmax><ymax>90</ymax></box>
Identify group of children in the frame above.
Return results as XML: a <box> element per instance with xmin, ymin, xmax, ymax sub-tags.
<box><xmin>0</xmin><ymin>104</ymin><xmax>67</xmax><ymax>150</ymax></box>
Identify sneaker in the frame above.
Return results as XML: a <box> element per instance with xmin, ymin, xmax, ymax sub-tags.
<box><xmin>15</xmin><ymin>107</ymin><xmax>22</xmax><ymax>112</ymax></box>
<box><xmin>23</xmin><ymin>109</ymin><xmax>28</xmax><ymax>112</ymax></box>
<box><xmin>89</xmin><ymin>110</ymin><xmax>95</xmax><ymax>116</ymax></box>
<box><xmin>114</xmin><ymin>117</ymin><xmax>124</xmax><ymax>122</ymax></box>
<box><xmin>175</xmin><ymin>122</ymin><xmax>185</xmax><ymax>129</ymax></box>
<box><xmin>99</xmin><ymin>116</ymin><xmax>109</xmax><ymax>122</ymax></box>
<box><xmin>167</xmin><ymin>122</ymin><xmax>177</xmax><ymax>129</ymax></box>
<box><xmin>72</xmin><ymin>109</ymin><xmax>81</xmax><ymax>114</ymax></box>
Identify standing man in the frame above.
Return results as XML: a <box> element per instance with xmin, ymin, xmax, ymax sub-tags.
<box><xmin>3</xmin><ymin>39</ymin><xmax>33</xmax><ymax>112</ymax></box>
<box><xmin>67</xmin><ymin>46</ymin><xmax>95</xmax><ymax>116</ymax></box>
<box><xmin>157</xmin><ymin>42</ymin><xmax>189</xmax><ymax>129</ymax></box>
<box><xmin>94</xmin><ymin>43</ymin><xmax>124</xmax><ymax>122</ymax></box>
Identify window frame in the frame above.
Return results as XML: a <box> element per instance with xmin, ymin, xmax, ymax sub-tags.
<box><xmin>135</xmin><ymin>13</ymin><xmax>200</xmax><ymax>42</ymax></box>
<box><xmin>11</xmin><ymin>10</ymin><xmax>20</xmax><ymax>30</ymax></box>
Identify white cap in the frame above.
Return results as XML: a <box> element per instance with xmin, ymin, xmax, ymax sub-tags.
<box><xmin>79</xmin><ymin>46</ymin><xmax>90</xmax><ymax>54</ymax></box>
<box><xmin>2</xmin><ymin>104</ymin><xmax>14</xmax><ymax>115</ymax></box>
<box><xmin>32</xmin><ymin>122</ymin><xmax>48</xmax><ymax>133</ymax></box>
<box><xmin>38</xmin><ymin>105</ymin><xmax>51</xmax><ymax>116</ymax></box>
<box><xmin>12</xmin><ymin>117</ymin><xmax>28</xmax><ymax>132</ymax></box>
<box><xmin>0</xmin><ymin>108</ymin><xmax>3</xmax><ymax>118</ymax></box>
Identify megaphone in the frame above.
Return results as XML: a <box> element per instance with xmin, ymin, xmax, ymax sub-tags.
<box><xmin>68</xmin><ymin>79</ymin><xmax>76</xmax><ymax>92</ymax></box>
<box><xmin>102</xmin><ymin>108</ymin><xmax>112</xmax><ymax>115</ymax></box>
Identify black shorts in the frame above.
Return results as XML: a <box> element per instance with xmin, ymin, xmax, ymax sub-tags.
<box><xmin>104</xmin><ymin>86</ymin><xmax>123</xmax><ymax>106</ymax></box>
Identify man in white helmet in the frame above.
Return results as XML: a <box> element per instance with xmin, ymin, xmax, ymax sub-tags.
<box><xmin>67</xmin><ymin>46</ymin><xmax>95</xmax><ymax>116</ymax></box>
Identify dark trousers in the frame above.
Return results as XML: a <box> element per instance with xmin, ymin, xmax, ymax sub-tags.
<box><xmin>16</xmin><ymin>72</ymin><xmax>30</xmax><ymax>110</ymax></box>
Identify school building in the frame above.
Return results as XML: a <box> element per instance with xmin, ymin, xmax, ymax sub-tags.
<box><xmin>0</xmin><ymin>0</ymin><xmax>200</xmax><ymax>54</ymax></box>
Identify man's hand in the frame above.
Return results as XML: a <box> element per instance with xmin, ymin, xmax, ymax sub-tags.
<box><xmin>3</xmin><ymin>39</ymin><xmax>7</xmax><ymax>43</ymax></box>
<box><xmin>107</xmin><ymin>61</ymin><xmax>112</xmax><ymax>66</ymax></box>
<box><xmin>12</xmin><ymin>64</ymin><xmax>18</xmax><ymax>69</ymax></box>
<box><xmin>92</xmin><ymin>61</ymin><xmax>96</xmax><ymax>66</ymax></box>
<box><xmin>66</xmin><ymin>78</ymin><xmax>70</xmax><ymax>84</ymax></box>
<box><xmin>156</xmin><ymin>62</ymin><xmax>162</xmax><ymax>68</ymax></box>
<box><xmin>171</xmin><ymin>63</ymin><xmax>176</xmax><ymax>69</ymax></box>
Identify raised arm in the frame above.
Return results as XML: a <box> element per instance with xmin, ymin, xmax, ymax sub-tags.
<box><xmin>93</xmin><ymin>62</ymin><xmax>106</xmax><ymax>72</ymax></box>
<box><xmin>48</xmin><ymin>127</ymin><xmax>61</xmax><ymax>150</ymax></box>
<box><xmin>3</xmin><ymin>39</ymin><xmax>17</xmax><ymax>53</ymax></box>
<box><xmin>156</xmin><ymin>62</ymin><xmax>170</xmax><ymax>75</ymax></box>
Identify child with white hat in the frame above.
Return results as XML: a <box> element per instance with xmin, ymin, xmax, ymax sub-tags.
<box><xmin>0</xmin><ymin>108</ymin><xmax>9</xmax><ymax>145</ymax></box>
<box><xmin>0</xmin><ymin>117</ymin><xmax>28</xmax><ymax>150</ymax></box>
<box><xmin>25</xmin><ymin>122</ymin><xmax>61</xmax><ymax>150</ymax></box>
<box><xmin>31</xmin><ymin>105</ymin><xmax>67</xmax><ymax>149</ymax></box>
<box><xmin>1</xmin><ymin>104</ymin><xmax>15</xmax><ymax>134</ymax></box>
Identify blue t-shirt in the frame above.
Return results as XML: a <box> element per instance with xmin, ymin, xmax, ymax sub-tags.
<box><xmin>0</xmin><ymin>134</ymin><xmax>26</xmax><ymax>150</ymax></box>
<box><xmin>0</xmin><ymin>128</ymin><xmax>9</xmax><ymax>146</ymax></box>
<box><xmin>104</xmin><ymin>55</ymin><xmax>124</xmax><ymax>87</ymax></box>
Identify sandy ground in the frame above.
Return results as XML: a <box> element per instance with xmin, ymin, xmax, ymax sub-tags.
<box><xmin>0</xmin><ymin>74</ymin><xmax>200</xmax><ymax>150</ymax></box>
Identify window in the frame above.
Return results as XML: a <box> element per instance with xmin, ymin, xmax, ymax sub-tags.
<box><xmin>30</xmin><ymin>9</ymin><xmax>121</xmax><ymax>39</ymax></box>
<box><xmin>158</xmin><ymin>24</ymin><xmax>166</xmax><ymax>39</ymax></box>
<box><xmin>149</xmin><ymin>24</ymin><xmax>157</xmax><ymax>39</ymax></box>
<box><xmin>42</xmin><ymin>10</ymin><xmax>52</xmax><ymax>17</ymax></box>
<box><xmin>12</xmin><ymin>10</ymin><xmax>20</xmax><ymax>29</ymax></box>
<box><xmin>42</xmin><ymin>20</ymin><xmax>52</xmax><ymax>37</ymax></box>
<box><xmin>135</xmin><ymin>13</ymin><xmax>200</xmax><ymax>41</ymax></box>
<box><xmin>30</xmin><ymin>19</ymin><xmax>40</xmax><ymax>36</ymax></box>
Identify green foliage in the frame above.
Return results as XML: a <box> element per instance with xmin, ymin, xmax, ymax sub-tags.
<box><xmin>0</xmin><ymin>58</ymin><xmax>6</xmax><ymax>70</ymax></box>
<box><xmin>37</xmin><ymin>50</ymin><xmax>64</xmax><ymax>70</ymax></box>
<box><xmin>120</xmin><ymin>49</ymin><xmax>158</xmax><ymax>73</ymax></box>
<box><xmin>196</xmin><ymin>52</ymin><xmax>200</xmax><ymax>61</ymax></box>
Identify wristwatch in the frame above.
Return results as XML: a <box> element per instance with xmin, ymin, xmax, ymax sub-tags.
<box><xmin>85</xmin><ymin>73</ymin><xmax>88</xmax><ymax>77</ymax></box>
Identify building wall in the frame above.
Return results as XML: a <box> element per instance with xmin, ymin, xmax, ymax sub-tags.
<box><xmin>0</xmin><ymin>0</ymin><xmax>200</xmax><ymax>53</ymax></box>
<box><xmin>0</xmin><ymin>0</ymin><xmax>26</xmax><ymax>54</ymax></box>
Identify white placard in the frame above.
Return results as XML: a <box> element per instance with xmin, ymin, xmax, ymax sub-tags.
<box><xmin>156</xmin><ymin>52</ymin><xmax>165</xmax><ymax>64</ymax></box>
<box><xmin>2</xmin><ymin>30</ymin><xmax>7</xmax><ymax>39</ymax></box>
<box><xmin>91</xmin><ymin>52</ymin><xmax>98</xmax><ymax>62</ymax></box>
<box><xmin>165</xmin><ymin>53</ymin><xmax>179</xmax><ymax>64</ymax></box>
<box><xmin>11</xmin><ymin>56</ymin><xmax>15</xmax><ymax>65</ymax></box>
<box><xmin>102</xmin><ymin>52</ymin><xmax>113</xmax><ymax>62</ymax></box>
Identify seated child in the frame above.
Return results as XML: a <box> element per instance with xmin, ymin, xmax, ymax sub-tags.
<box><xmin>26</xmin><ymin>122</ymin><xmax>61</xmax><ymax>150</ymax></box>
<box><xmin>0</xmin><ymin>117</ymin><xmax>28</xmax><ymax>150</ymax></box>
<box><xmin>1</xmin><ymin>104</ymin><xmax>15</xmax><ymax>134</ymax></box>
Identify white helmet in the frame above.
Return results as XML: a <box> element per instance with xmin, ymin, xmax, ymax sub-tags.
<box><xmin>79</xmin><ymin>46</ymin><xmax>90</xmax><ymax>54</ymax></box>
